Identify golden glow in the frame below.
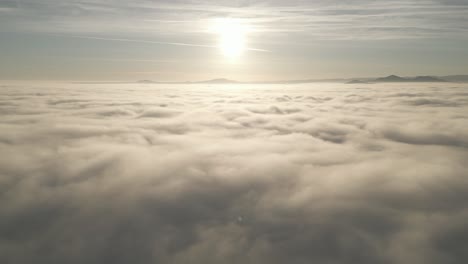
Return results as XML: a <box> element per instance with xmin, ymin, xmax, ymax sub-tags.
<box><xmin>213</xmin><ymin>18</ymin><xmax>249</xmax><ymax>58</ymax></box>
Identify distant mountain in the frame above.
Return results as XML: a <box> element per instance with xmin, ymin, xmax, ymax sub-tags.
<box><xmin>197</xmin><ymin>78</ymin><xmax>238</xmax><ymax>84</ymax></box>
<box><xmin>346</xmin><ymin>80</ymin><xmax>369</xmax><ymax>84</ymax></box>
<box><xmin>412</xmin><ymin>76</ymin><xmax>447</xmax><ymax>82</ymax></box>
<box><xmin>136</xmin><ymin>79</ymin><xmax>238</xmax><ymax>84</ymax></box>
<box><xmin>374</xmin><ymin>75</ymin><xmax>447</xmax><ymax>83</ymax></box>
<box><xmin>374</xmin><ymin>75</ymin><xmax>408</xmax><ymax>82</ymax></box>
<box><xmin>441</xmin><ymin>75</ymin><xmax>468</xmax><ymax>83</ymax></box>
<box><xmin>137</xmin><ymin>80</ymin><xmax>157</xmax><ymax>84</ymax></box>
<box><xmin>133</xmin><ymin>74</ymin><xmax>463</xmax><ymax>85</ymax></box>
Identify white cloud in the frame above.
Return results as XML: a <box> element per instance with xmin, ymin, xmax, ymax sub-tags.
<box><xmin>0</xmin><ymin>82</ymin><xmax>468</xmax><ymax>263</ymax></box>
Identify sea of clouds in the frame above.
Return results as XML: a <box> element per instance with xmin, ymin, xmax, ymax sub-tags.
<box><xmin>1</xmin><ymin>82</ymin><xmax>468</xmax><ymax>264</ymax></box>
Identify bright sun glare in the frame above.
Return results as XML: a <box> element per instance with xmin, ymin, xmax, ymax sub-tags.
<box><xmin>213</xmin><ymin>18</ymin><xmax>249</xmax><ymax>58</ymax></box>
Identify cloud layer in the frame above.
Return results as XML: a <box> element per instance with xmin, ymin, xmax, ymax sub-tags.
<box><xmin>1</xmin><ymin>82</ymin><xmax>468</xmax><ymax>263</ymax></box>
<box><xmin>2</xmin><ymin>0</ymin><xmax>468</xmax><ymax>40</ymax></box>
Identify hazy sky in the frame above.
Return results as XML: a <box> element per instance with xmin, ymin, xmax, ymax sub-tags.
<box><xmin>1</xmin><ymin>0</ymin><xmax>468</xmax><ymax>81</ymax></box>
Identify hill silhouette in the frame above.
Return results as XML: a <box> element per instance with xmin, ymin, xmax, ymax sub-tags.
<box><xmin>135</xmin><ymin>74</ymin><xmax>466</xmax><ymax>85</ymax></box>
<box><xmin>375</xmin><ymin>75</ymin><xmax>446</xmax><ymax>83</ymax></box>
<box><xmin>197</xmin><ymin>78</ymin><xmax>238</xmax><ymax>84</ymax></box>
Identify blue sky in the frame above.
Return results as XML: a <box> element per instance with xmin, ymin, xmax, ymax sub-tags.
<box><xmin>1</xmin><ymin>0</ymin><xmax>468</xmax><ymax>81</ymax></box>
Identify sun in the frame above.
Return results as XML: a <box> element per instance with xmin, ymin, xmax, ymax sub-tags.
<box><xmin>213</xmin><ymin>18</ymin><xmax>249</xmax><ymax>58</ymax></box>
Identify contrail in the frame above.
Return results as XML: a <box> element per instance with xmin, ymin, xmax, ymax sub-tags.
<box><xmin>50</xmin><ymin>34</ymin><xmax>271</xmax><ymax>53</ymax></box>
